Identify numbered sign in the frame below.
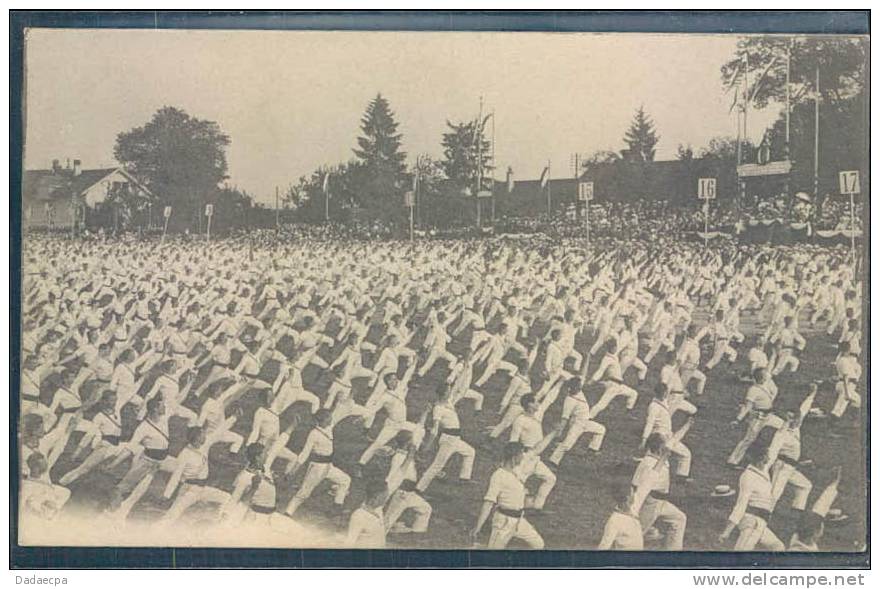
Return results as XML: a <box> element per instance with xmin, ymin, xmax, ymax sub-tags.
<box><xmin>578</xmin><ymin>182</ymin><xmax>594</xmax><ymax>202</ymax></box>
<box><xmin>839</xmin><ymin>171</ymin><xmax>860</xmax><ymax>195</ymax></box>
<box><xmin>698</xmin><ymin>178</ymin><xmax>717</xmax><ymax>200</ymax></box>
<box><xmin>404</xmin><ymin>191</ymin><xmax>415</xmax><ymax>207</ymax></box>
<box><xmin>205</xmin><ymin>204</ymin><xmax>214</xmax><ymax>217</ymax></box>
<box><xmin>163</xmin><ymin>206</ymin><xmax>172</xmax><ymax>218</ymax></box>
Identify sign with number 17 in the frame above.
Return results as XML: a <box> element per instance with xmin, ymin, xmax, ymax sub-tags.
<box><xmin>839</xmin><ymin>171</ymin><xmax>860</xmax><ymax>195</ymax></box>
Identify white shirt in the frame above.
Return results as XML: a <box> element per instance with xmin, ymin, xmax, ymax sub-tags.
<box><xmin>729</xmin><ymin>465</ymin><xmax>775</xmax><ymax>525</ymax></box>
<box><xmin>561</xmin><ymin>392</ymin><xmax>592</xmax><ymax>423</ymax></box>
<box><xmin>484</xmin><ymin>467</ymin><xmax>526</xmax><ymax>511</ymax></box>
<box><xmin>642</xmin><ymin>399</ymin><xmax>673</xmax><ymax>440</ymax></box>
<box><xmin>300</xmin><ymin>426</ymin><xmax>334</xmax><ymax>464</ymax></box>
<box><xmin>510</xmin><ymin>413</ymin><xmax>543</xmax><ymax>449</ymax></box>
<box><xmin>632</xmin><ymin>454</ymin><xmax>670</xmax><ymax>494</ymax></box>
<box><xmin>660</xmin><ymin>365</ymin><xmax>684</xmax><ymax>394</ymax></box>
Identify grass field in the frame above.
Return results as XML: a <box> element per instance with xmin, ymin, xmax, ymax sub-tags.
<box><xmin>46</xmin><ymin>304</ymin><xmax>866</xmax><ymax>551</ymax></box>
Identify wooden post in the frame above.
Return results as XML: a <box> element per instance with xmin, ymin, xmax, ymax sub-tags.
<box><xmin>850</xmin><ymin>192</ymin><xmax>856</xmax><ymax>267</ymax></box>
<box><xmin>546</xmin><ymin>160</ymin><xmax>552</xmax><ymax>216</ymax></box>
<box><xmin>814</xmin><ymin>65</ymin><xmax>820</xmax><ymax>203</ymax></box>
<box><xmin>704</xmin><ymin>199</ymin><xmax>709</xmax><ymax>248</ymax></box>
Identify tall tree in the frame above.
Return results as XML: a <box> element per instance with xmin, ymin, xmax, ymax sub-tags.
<box><xmin>721</xmin><ymin>36</ymin><xmax>867</xmax><ymax>215</ymax></box>
<box><xmin>440</xmin><ymin>118</ymin><xmax>492</xmax><ymax>193</ymax></box>
<box><xmin>114</xmin><ymin>106</ymin><xmax>230</xmax><ymax>231</ymax></box>
<box><xmin>721</xmin><ymin>36</ymin><xmax>867</xmax><ymax>110</ymax></box>
<box><xmin>351</xmin><ymin>94</ymin><xmax>407</xmax><ymax>219</ymax></box>
<box><xmin>622</xmin><ymin>107</ymin><xmax>660</xmax><ymax>162</ymax></box>
<box><xmin>353</xmin><ymin>93</ymin><xmax>406</xmax><ymax>178</ymax></box>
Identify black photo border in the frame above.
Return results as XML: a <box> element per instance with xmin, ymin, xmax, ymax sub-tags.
<box><xmin>8</xmin><ymin>9</ymin><xmax>871</xmax><ymax>569</ymax></box>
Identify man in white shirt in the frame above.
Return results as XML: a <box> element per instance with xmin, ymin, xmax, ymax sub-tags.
<box><xmin>719</xmin><ymin>446</ymin><xmax>785</xmax><ymax>551</ymax></box>
<box><xmin>598</xmin><ymin>440</ymin><xmax>680</xmax><ymax>550</ymax></box>
<box><xmin>284</xmin><ymin>409</ymin><xmax>351</xmax><ymax>517</ymax></box>
<box><xmin>471</xmin><ymin>442</ymin><xmax>544</xmax><ymax>549</ymax></box>
<box><xmin>21</xmin><ymin>453</ymin><xmax>71</xmax><ymax>521</ymax></box>
<box><xmin>632</xmin><ymin>423</ymin><xmax>692</xmax><ymax>550</ymax></box>
<box><xmin>346</xmin><ymin>479</ymin><xmax>388</xmax><ymax>548</ymax></box>
<box><xmin>384</xmin><ymin>431</ymin><xmax>433</xmax><ymax>534</ymax></box>
<box><xmin>766</xmin><ymin>387</ymin><xmax>816</xmax><ymax>511</ymax></box>
<box><xmin>830</xmin><ymin>341</ymin><xmax>862</xmax><ymax>422</ymax></box>
<box><xmin>588</xmin><ymin>339</ymin><xmax>639</xmax><ymax>420</ymax></box>
<box><xmin>727</xmin><ymin>368</ymin><xmax>779</xmax><ymax>466</ymax></box>
<box><xmin>548</xmin><ymin>377</ymin><xmax>606</xmax><ymax>466</ymax></box>
<box><xmin>769</xmin><ymin>316</ymin><xmax>806</xmax><ymax>376</ymax></box>
<box><xmin>416</xmin><ymin>384</ymin><xmax>475</xmax><ymax>492</ymax></box>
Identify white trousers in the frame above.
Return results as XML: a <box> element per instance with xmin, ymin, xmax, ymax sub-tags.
<box><xmin>734</xmin><ymin>513</ymin><xmax>784</xmax><ymax>551</ymax></box>
<box><xmin>417</xmin><ymin>435</ymin><xmax>475</xmax><ymax>491</ymax></box>
<box><xmin>488</xmin><ymin>512</ymin><xmax>544</xmax><ymax>549</ymax></box>
<box><xmin>385</xmin><ymin>489</ymin><xmax>432</xmax><ymax>532</ymax></box>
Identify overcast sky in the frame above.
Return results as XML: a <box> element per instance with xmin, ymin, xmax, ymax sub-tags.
<box><xmin>24</xmin><ymin>29</ymin><xmax>779</xmax><ymax>203</ymax></box>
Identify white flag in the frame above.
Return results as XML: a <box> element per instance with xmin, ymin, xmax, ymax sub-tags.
<box><xmin>539</xmin><ymin>166</ymin><xmax>550</xmax><ymax>189</ymax></box>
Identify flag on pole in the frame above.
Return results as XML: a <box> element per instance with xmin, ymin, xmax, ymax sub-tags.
<box><xmin>412</xmin><ymin>170</ymin><xmax>419</xmax><ymax>192</ymax></box>
<box><xmin>746</xmin><ymin>55</ymin><xmax>779</xmax><ymax>105</ymax></box>
<box><xmin>726</xmin><ymin>55</ymin><xmax>748</xmax><ymax>113</ymax></box>
<box><xmin>725</xmin><ymin>55</ymin><xmax>747</xmax><ymax>93</ymax></box>
<box><xmin>728</xmin><ymin>86</ymin><xmax>740</xmax><ymax>114</ymax></box>
<box><xmin>539</xmin><ymin>166</ymin><xmax>550</xmax><ymax>189</ymax></box>
<box><xmin>480</xmin><ymin>112</ymin><xmax>493</xmax><ymax>131</ymax></box>
<box><xmin>506</xmin><ymin>167</ymin><xmax>515</xmax><ymax>193</ymax></box>
<box><xmin>322</xmin><ymin>173</ymin><xmax>330</xmax><ymax>194</ymax></box>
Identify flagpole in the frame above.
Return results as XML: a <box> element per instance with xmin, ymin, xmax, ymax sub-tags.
<box><xmin>743</xmin><ymin>52</ymin><xmax>749</xmax><ymax>146</ymax></box>
<box><xmin>814</xmin><ymin>65</ymin><xmax>820</xmax><ymax>203</ymax></box>
<box><xmin>547</xmin><ymin>159</ymin><xmax>552</xmax><ymax>216</ymax></box>
<box><xmin>415</xmin><ymin>155</ymin><xmax>421</xmax><ymax>228</ymax></box>
<box><xmin>786</xmin><ymin>38</ymin><xmax>792</xmax><ymax>155</ymax></box>
<box><xmin>491</xmin><ymin>109</ymin><xmax>496</xmax><ymax>225</ymax></box>
<box><xmin>477</xmin><ymin>96</ymin><xmax>483</xmax><ymax>228</ymax></box>
<box><xmin>324</xmin><ymin>175</ymin><xmax>330</xmax><ymax>223</ymax></box>
<box><xmin>275</xmin><ymin>186</ymin><xmax>280</xmax><ymax>233</ymax></box>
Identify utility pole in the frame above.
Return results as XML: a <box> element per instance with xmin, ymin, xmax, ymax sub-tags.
<box><xmin>476</xmin><ymin>96</ymin><xmax>483</xmax><ymax>228</ymax></box>
<box><xmin>546</xmin><ymin>160</ymin><xmax>552</xmax><ymax>216</ymax></box>
<box><xmin>743</xmin><ymin>52</ymin><xmax>749</xmax><ymax>148</ymax></box>
<box><xmin>275</xmin><ymin>186</ymin><xmax>280</xmax><ymax>232</ymax></box>
<box><xmin>785</xmin><ymin>38</ymin><xmax>792</xmax><ymax>155</ymax></box>
<box><xmin>491</xmin><ymin>109</ymin><xmax>496</xmax><ymax>224</ymax></box>
<box><xmin>814</xmin><ymin>65</ymin><xmax>820</xmax><ymax>202</ymax></box>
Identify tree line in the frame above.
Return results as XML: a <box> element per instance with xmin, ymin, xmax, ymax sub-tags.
<box><xmin>108</xmin><ymin>35</ymin><xmax>865</xmax><ymax>232</ymax></box>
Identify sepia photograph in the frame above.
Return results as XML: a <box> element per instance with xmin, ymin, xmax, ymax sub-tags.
<box><xmin>11</xmin><ymin>11</ymin><xmax>869</xmax><ymax>565</ymax></box>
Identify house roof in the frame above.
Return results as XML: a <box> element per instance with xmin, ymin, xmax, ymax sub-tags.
<box><xmin>23</xmin><ymin>167</ymin><xmax>152</xmax><ymax>202</ymax></box>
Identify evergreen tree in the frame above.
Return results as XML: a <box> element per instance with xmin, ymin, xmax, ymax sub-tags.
<box><xmin>440</xmin><ymin>118</ymin><xmax>492</xmax><ymax>193</ymax></box>
<box><xmin>622</xmin><ymin>106</ymin><xmax>660</xmax><ymax>162</ymax></box>
<box><xmin>351</xmin><ymin>94</ymin><xmax>407</xmax><ymax>220</ymax></box>
<box><xmin>353</xmin><ymin>93</ymin><xmax>406</xmax><ymax>178</ymax></box>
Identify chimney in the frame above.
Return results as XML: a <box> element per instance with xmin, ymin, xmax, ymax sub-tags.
<box><xmin>73</xmin><ymin>159</ymin><xmax>82</xmax><ymax>176</ymax></box>
<box><xmin>52</xmin><ymin>159</ymin><xmax>61</xmax><ymax>174</ymax></box>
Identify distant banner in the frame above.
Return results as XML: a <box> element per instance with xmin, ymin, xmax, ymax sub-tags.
<box><xmin>815</xmin><ymin>228</ymin><xmax>863</xmax><ymax>239</ymax></box>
